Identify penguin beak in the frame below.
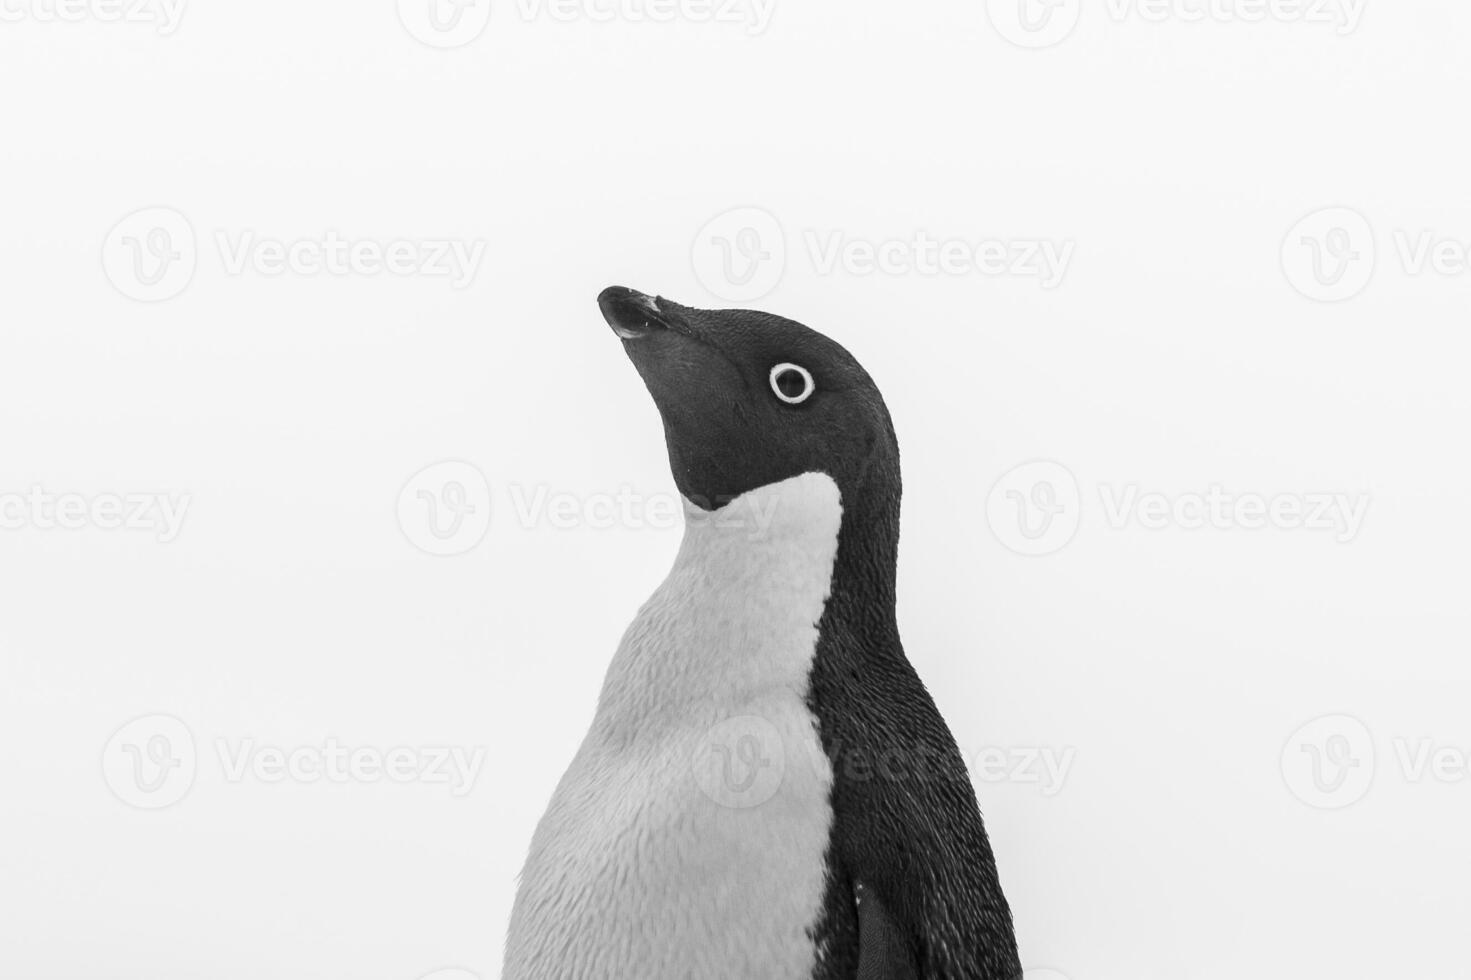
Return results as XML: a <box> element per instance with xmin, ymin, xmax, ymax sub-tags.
<box><xmin>597</xmin><ymin>285</ymin><xmax>753</xmax><ymax>509</ymax></box>
<box><xmin>597</xmin><ymin>286</ymin><xmax>678</xmax><ymax>341</ymax></box>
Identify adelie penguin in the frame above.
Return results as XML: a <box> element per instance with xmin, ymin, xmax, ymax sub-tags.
<box><xmin>504</xmin><ymin>287</ymin><xmax>1021</xmax><ymax>980</ymax></box>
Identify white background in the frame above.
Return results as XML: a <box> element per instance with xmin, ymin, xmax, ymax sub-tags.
<box><xmin>3</xmin><ymin>1</ymin><xmax>1470</xmax><ymax>978</ymax></box>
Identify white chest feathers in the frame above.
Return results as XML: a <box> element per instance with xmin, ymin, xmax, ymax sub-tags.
<box><xmin>504</xmin><ymin>472</ymin><xmax>843</xmax><ymax>980</ymax></box>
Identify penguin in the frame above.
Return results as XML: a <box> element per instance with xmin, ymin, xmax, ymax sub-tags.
<box><xmin>503</xmin><ymin>287</ymin><xmax>1021</xmax><ymax>980</ymax></box>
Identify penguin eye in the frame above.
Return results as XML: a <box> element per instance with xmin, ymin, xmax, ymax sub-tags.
<box><xmin>769</xmin><ymin>363</ymin><xmax>815</xmax><ymax>405</ymax></box>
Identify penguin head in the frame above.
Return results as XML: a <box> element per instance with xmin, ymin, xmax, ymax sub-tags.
<box><xmin>597</xmin><ymin>286</ymin><xmax>899</xmax><ymax>516</ymax></box>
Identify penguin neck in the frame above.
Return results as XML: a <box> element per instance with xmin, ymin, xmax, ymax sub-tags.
<box><xmin>826</xmin><ymin>481</ymin><xmax>902</xmax><ymax>639</ymax></box>
<box><xmin>595</xmin><ymin>472</ymin><xmax>846</xmax><ymax>737</ymax></box>
<box><xmin>594</xmin><ymin>470</ymin><xmax>902</xmax><ymax>738</ymax></box>
<box><xmin>680</xmin><ymin>468</ymin><xmax>901</xmax><ymax>642</ymax></box>
<box><xmin>678</xmin><ymin>470</ymin><xmax>845</xmax><ymax>565</ymax></box>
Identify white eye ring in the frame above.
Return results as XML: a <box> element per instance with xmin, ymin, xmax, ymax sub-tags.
<box><xmin>769</xmin><ymin>363</ymin><xmax>815</xmax><ymax>405</ymax></box>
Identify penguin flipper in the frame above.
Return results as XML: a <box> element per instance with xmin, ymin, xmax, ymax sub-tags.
<box><xmin>818</xmin><ymin>661</ymin><xmax>1022</xmax><ymax>979</ymax></box>
<box><xmin>855</xmin><ymin>880</ymin><xmax>920</xmax><ymax>980</ymax></box>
